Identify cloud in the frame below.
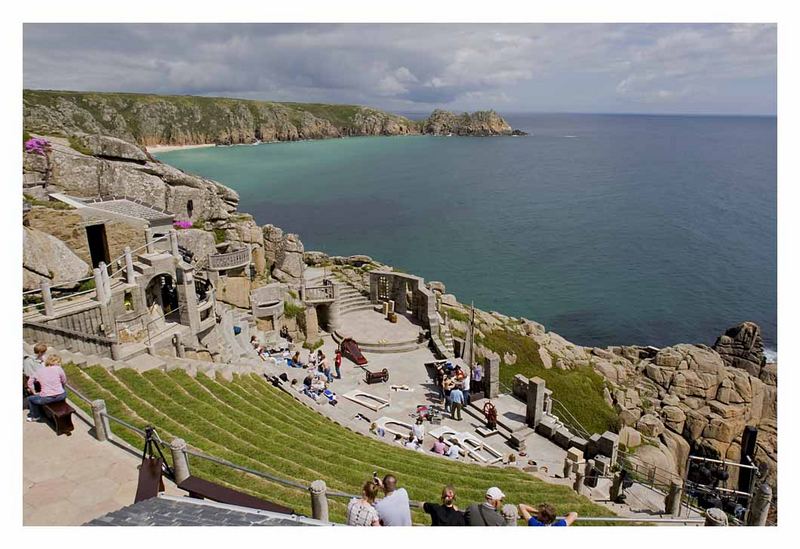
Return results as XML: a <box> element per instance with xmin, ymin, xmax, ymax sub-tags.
<box><xmin>23</xmin><ymin>23</ymin><xmax>776</xmax><ymax>114</ymax></box>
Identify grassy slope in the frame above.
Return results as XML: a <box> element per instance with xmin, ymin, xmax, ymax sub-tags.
<box><xmin>63</xmin><ymin>363</ymin><xmax>612</xmax><ymax>525</ymax></box>
<box><xmin>479</xmin><ymin>330</ymin><xmax>619</xmax><ymax>435</ymax></box>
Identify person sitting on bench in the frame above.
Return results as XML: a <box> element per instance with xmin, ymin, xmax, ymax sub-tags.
<box><xmin>23</xmin><ymin>342</ymin><xmax>47</xmax><ymax>400</ymax></box>
<box><xmin>26</xmin><ymin>355</ymin><xmax>67</xmax><ymax>422</ymax></box>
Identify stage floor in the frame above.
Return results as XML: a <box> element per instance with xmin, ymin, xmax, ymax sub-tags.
<box><xmin>339</xmin><ymin>308</ymin><xmax>423</xmax><ymax>344</ymax></box>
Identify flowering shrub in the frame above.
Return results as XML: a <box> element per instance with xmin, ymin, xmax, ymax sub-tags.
<box><xmin>25</xmin><ymin>137</ymin><xmax>51</xmax><ymax>155</ymax></box>
<box><xmin>173</xmin><ymin>220</ymin><xmax>193</xmax><ymax>230</ymax></box>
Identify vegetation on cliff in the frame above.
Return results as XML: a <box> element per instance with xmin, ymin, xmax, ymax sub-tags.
<box><xmin>23</xmin><ymin>89</ymin><xmax>523</xmax><ymax>146</ymax></box>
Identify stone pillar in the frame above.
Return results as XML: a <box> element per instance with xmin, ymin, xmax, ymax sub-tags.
<box><xmin>484</xmin><ymin>356</ymin><xmax>500</xmax><ymax>399</ymax></box>
<box><xmin>328</xmin><ymin>287</ymin><xmax>342</xmax><ymax>332</ymax></box>
<box><xmin>145</xmin><ymin>230</ymin><xmax>155</xmax><ymax>254</ymax></box>
<box><xmin>40</xmin><ymin>279</ymin><xmax>54</xmax><ymax>317</ymax></box>
<box><xmin>98</xmin><ymin>262</ymin><xmax>111</xmax><ymax>300</ymax></box>
<box><xmin>174</xmin><ymin>333</ymin><xmax>186</xmax><ymax>358</ymax></box>
<box><xmin>304</xmin><ymin>306</ymin><xmax>320</xmax><ymax>342</ymax></box>
<box><xmin>746</xmin><ymin>483</ymin><xmax>772</xmax><ymax>526</ymax></box>
<box><xmin>665</xmin><ymin>480</ymin><xmax>683</xmax><ymax>517</ymax></box>
<box><xmin>91</xmin><ymin>399</ymin><xmax>112</xmax><ymax>442</ymax></box>
<box><xmin>609</xmin><ymin>471</ymin><xmax>623</xmax><ymax>502</ymax></box>
<box><xmin>93</xmin><ymin>267</ymin><xmax>106</xmax><ymax>303</ymax></box>
<box><xmin>573</xmin><ymin>470</ymin><xmax>585</xmax><ymax>495</ymax></box>
<box><xmin>544</xmin><ymin>389</ymin><xmax>553</xmax><ymax>415</ymax></box>
<box><xmin>563</xmin><ymin>457</ymin><xmax>573</xmax><ymax>479</ymax></box>
<box><xmin>526</xmin><ymin>376</ymin><xmax>546</xmax><ymax>428</ymax></box>
<box><xmin>704</xmin><ymin>508</ymin><xmax>728</xmax><ymax>526</ymax></box>
<box><xmin>170</xmin><ymin>230</ymin><xmax>180</xmax><ymax>258</ymax></box>
<box><xmin>309</xmin><ymin>480</ymin><xmax>329</xmax><ymax>522</ymax></box>
<box><xmin>125</xmin><ymin>246</ymin><xmax>135</xmax><ymax>284</ymax></box>
<box><xmin>170</xmin><ymin>438</ymin><xmax>191</xmax><ymax>484</ymax></box>
<box><xmin>176</xmin><ymin>264</ymin><xmax>201</xmax><ymax>333</ymax></box>
<box><xmin>501</xmin><ymin>503</ymin><xmax>519</xmax><ymax>526</ymax></box>
<box><xmin>597</xmin><ymin>431</ymin><xmax>620</xmax><ymax>466</ymax></box>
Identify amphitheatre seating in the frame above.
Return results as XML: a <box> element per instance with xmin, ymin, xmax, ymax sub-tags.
<box><xmin>42</xmin><ymin>400</ymin><xmax>75</xmax><ymax>436</ymax></box>
<box><xmin>178</xmin><ymin>475</ymin><xmax>295</xmax><ymax>515</ymax></box>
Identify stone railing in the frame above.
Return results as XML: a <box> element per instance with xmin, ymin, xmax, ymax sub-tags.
<box><xmin>207</xmin><ymin>247</ymin><xmax>251</xmax><ymax>271</ymax></box>
<box><xmin>302</xmin><ymin>284</ymin><xmax>335</xmax><ymax>303</ymax></box>
<box><xmin>24</xmin><ymin>320</ymin><xmax>119</xmax><ymax>359</ymax></box>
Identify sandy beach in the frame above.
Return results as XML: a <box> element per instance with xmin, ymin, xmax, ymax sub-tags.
<box><xmin>146</xmin><ymin>143</ymin><xmax>216</xmax><ymax>153</ymax></box>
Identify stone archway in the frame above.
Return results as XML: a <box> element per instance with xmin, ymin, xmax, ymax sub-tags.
<box><xmin>144</xmin><ymin>273</ymin><xmax>180</xmax><ymax>324</ymax></box>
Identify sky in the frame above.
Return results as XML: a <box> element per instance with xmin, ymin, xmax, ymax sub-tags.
<box><xmin>23</xmin><ymin>23</ymin><xmax>777</xmax><ymax>115</ymax></box>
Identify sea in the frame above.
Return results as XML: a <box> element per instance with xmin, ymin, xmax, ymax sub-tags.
<box><xmin>155</xmin><ymin>113</ymin><xmax>777</xmax><ymax>356</ymax></box>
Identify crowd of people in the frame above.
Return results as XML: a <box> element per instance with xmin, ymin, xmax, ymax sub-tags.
<box><xmin>346</xmin><ymin>473</ymin><xmax>578</xmax><ymax>527</ymax></box>
<box><xmin>434</xmin><ymin>360</ymin><xmax>483</xmax><ymax>421</ymax></box>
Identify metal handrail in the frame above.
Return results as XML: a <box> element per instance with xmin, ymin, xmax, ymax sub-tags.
<box><xmin>65</xmin><ymin>382</ymin><xmax>92</xmax><ymax>404</ymax></box>
<box><xmin>100</xmin><ymin>411</ymin><xmax>147</xmax><ymax>437</ymax></box>
<box><xmin>183</xmin><ymin>448</ymin><xmax>314</xmax><ymax>492</ymax></box>
<box><xmin>550</xmin><ymin>398</ymin><xmax>592</xmax><ymax>440</ymax></box>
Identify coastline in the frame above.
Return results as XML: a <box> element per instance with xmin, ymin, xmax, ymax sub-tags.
<box><xmin>146</xmin><ymin>143</ymin><xmax>216</xmax><ymax>153</ymax></box>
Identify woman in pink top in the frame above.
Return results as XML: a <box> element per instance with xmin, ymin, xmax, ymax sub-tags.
<box><xmin>26</xmin><ymin>355</ymin><xmax>67</xmax><ymax>422</ymax></box>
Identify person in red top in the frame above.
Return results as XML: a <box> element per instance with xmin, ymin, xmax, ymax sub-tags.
<box><xmin>334</xmin><ymin>349</ymin><xmax>343</xmax><ymax>379</ymax></box>
<box><xmin>26</xmin><ymin>355</ymin><xmax>67</xmax><ymax>422</ymax></box>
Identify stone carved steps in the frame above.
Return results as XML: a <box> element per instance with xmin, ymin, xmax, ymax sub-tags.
<box><xmin>49</xmin><ymin>344</ymin><xmax>266</xmax><ymax>380</ymax></box>
<box><xmin>330</xmin><ymin>329</ymin><xmax>427</xmax><ymax>354</ymax></box>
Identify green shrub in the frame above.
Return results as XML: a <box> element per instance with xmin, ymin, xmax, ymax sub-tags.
<box><xmin>442</xmin><ymin>306</ymin><xmax>469</xmax><ymax>323</ymax></box>
<box><xmin>302</xmin><ymin>339</ymin><xmax>324</xmax><ymax>351</ymax></box>
<box><xmin>213</xmin><ymin>228</ymin><xmax>227</xmax><ymax>244</ymax></box>
<box><xmin>284</xmin><ymin>301</ymin><xmax>305</xmax><ymax>319</ymax></box>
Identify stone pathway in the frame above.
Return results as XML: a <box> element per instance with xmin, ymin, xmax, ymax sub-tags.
<box><xmin>23</xmin><ymin>409</ymin><xmax>181</xmax><ymax>526</ymax></box>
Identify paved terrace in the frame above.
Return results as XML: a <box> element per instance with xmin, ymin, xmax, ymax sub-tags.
<box><xmin>23</xmin><ymin>409</ymin><xmax>182</xmax><ymax>525</ymax></box>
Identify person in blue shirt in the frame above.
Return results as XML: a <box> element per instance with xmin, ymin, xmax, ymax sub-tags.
<box><xmin>518</xmin><ymin>503</ymin><xmax>577</xmax><ymax>526</ymax></box>
<box><xmin>449</xmin><ymin>386</ymin><xmax>465</xmax><ymax>420</ymax></box>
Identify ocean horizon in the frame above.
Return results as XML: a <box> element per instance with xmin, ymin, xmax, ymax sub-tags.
<box><xmin>156</xmin><ymin>112</ymin><xmax>777</xmax><ymax>355</ymax></box>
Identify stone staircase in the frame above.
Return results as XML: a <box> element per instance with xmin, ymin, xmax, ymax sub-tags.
<box><xmin>337</xmin><ymin>284</ymin><xmax>374</xmax><ymax>315</ymax></box>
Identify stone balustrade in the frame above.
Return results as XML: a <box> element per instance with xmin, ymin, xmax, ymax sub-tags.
<box><xmin>207</xmin><ymin>247</ymin><xmax>251</xmax><ymax>271</ymax></box>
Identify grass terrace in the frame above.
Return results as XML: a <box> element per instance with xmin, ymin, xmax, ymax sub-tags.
<box><xmin>63</xmin><ymin>363</ymin><xmax>612</xmax><ymax>525</ymax></box>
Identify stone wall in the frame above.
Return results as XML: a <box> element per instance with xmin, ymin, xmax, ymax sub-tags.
<box><xmin>24</xmin><ymin>206</ymin><xmax>147</xmax><ymax>268</ymax></box>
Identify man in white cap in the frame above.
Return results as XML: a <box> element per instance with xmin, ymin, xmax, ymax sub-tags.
<box><xmin>464</xmin><ymin>487</ymin><xmax>506</xmax><ymax>526</ymax></box>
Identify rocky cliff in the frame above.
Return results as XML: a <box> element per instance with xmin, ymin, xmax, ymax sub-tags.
<box><xmin>422</xmin><ymin>109</ymin><xmax>523</xmax><ymax>136</ymax></box>
<box><xmin>23</xmin><ymin>90</ymin><xmax>524</xmax><ymax>145</ymax></box>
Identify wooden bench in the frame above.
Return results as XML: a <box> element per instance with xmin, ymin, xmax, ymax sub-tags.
<box><xmin>177</xmin><ymin>475</ymin><xmax>295</xmax><ymax>515</ymax></box>
<box><xmin>42</xmin><ymin>400</ymin><xmax>75</xmax><ymax>436</ymax></box>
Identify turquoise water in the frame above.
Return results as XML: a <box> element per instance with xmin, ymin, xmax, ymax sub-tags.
<box><xmin>156</xmin><ymin>114</ymin><xmax>777</xmax><ymax>351</ymax></box>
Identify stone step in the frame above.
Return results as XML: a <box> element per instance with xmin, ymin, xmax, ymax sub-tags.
<box><xmin>120</xmin><ymin>353</ymin><xmax>167</xmax><ymax>373</ymax></box>
<box><xmin>339</xmin><ymin>295</ymin><xmax>370</xmax><ymax>306</ymax></box>
<box><xmin>138</xmin><ymin>252</ymin><xmax>174</xmax><ymax>267</ymax></box>
<box><xmin>340</xmin><ymin>303</ymin><xmax>375</xmax><ymax>315</ymax></box>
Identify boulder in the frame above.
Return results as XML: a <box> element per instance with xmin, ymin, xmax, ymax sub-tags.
<box><xmin>427</xmin><ymin>281</ymin><xmax>446</xmax><ymax>294</ymax></box>
<box><xmin>216</xmin><ymin>276</ymin><xmax>252</xmax><ymax>308</ymax></box>
<box><xmin>619</xmin><ymin>426</ymin><xmax>642</xmax><ymax>448</ymax></box>
<box><xmin>175</xmin><ymin>229</ymin><xmax>217</xmax><ymax>263</ymax></box>
<box><xmin>503</xmin><ymin>352</ymin><xmax>518</xmax><ymax>366</ymax></box>
<box><xmin>759</xmin><ymin>362</ymin><xmax>777</xmax><ymax>386</ymax></box>
<box><xmin>713</xmin><ymin>321</ymin><xmax>766</xmax><ymax>377</ymax></box>
<box><xmin>520</xmin><ymin>318</ymin><xmax>545</xmax><ymax>336</ymax></box>
<box><xmin>72</xmin><ymin>133</ymin><xmax>149</xmax><ymax>162</ymax></box>
<box><xmin>634</xmin><ymin>442</ymin><xmax>678</xmax><ymax>478</ymax></box>
<box><xmin>23</xmin><ymin>227</ymin><xmax>91</xmax><ymax>290</ymax></box>
<box><xmin>683</xmin><ymin>410</ymin><xmax>709</xmax><ymax>441</ymax></box>
<box><xmin>538</xmin><ymin>347</ymin><xmax>553</xmax><ymax>369</ymax></box>
<box><xmin>636</xmin><ymin>414</ymin><xmax>665</xmax><ymax>438</ymax></box>
<box><xmin>660</xmin><ymin>429</ymin><xmax>691</xmax><ymax>478</ymax></box>
<box><xmin>304</xmin><ymin>250</ymin><xmax>329</xmax><ymax>266</ymax></box>
<box><xmin>660</xmin><ymin>405</ymin><xmax>686</xmax><ymax>433</ymax></box>
<box><xmin>618</xmin><ymin>408</ymin><xmax>642</xmax><ymax>427</ymax></box>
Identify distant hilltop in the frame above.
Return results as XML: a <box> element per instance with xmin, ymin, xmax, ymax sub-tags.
<box><xmin>23</xmin><ymin>89</ymin><xmax>526</xmax><ymax>147</ymax></box>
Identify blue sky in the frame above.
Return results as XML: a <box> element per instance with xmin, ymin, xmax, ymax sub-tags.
<box><xmin>23</xmin><ymin>23</ymin><xmax>776</xmax><ymax>115</ymax></box>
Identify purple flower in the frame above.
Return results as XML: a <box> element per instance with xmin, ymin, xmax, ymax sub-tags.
<box><xmin>25</xmin><ymin>137</ymin><xmax>51</xmax><ymax>156</ymax></box>
<box><xmin>173</xmin><ymin>220</ymin><xmax>193</xmax><ymax>229</ymax></box>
